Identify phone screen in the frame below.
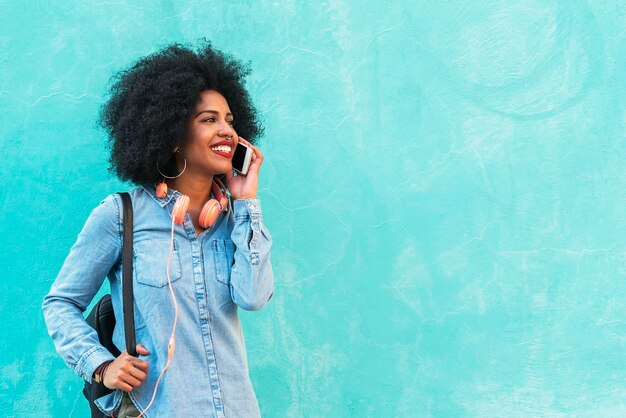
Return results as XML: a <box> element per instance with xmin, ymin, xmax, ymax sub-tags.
<box><xmin>231</xmin><ymin>142</ymin><xmax>247</xmax><ymax>172</ymax></box>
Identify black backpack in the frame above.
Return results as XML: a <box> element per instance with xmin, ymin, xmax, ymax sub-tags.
<box><xmin>82</xmin><ymin>192</ymin><xmax>137</xmax><ymax>417</ymax></box>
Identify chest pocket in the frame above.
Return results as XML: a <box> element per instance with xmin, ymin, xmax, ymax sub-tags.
<box><xmin>212</xmin><ymin>239</ymin><xmax>236</xmax><ymax>285</ymax></box>
<box><xmin>134</xmin><ymin>239</ymin><xmax>183</xmax><ymax>288</ymax></box>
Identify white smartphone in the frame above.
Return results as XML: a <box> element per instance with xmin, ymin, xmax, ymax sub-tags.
<box><xmin>232</xmin><ymin>142</ymin><xmax>253</xmax><ymax>175</ymax></box>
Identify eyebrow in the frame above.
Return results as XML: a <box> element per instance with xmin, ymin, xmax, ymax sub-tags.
<box><xmin>195</xmin><ymin>110</ymin><xmax>233</xmax><ymax>118</ymax></box>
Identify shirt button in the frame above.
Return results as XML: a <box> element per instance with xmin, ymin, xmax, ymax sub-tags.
<box><xmin>249</xmin><ymin>204</ymin><xmax>255</xmax><ymax>210</ymax></box>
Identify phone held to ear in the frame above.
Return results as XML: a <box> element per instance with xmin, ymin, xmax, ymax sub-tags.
<box><xmin>232</xmin><ymin>142</ymin><xmax>253</xmax><ymax>175</ymax></box>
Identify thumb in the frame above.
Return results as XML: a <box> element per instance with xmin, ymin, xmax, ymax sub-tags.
<box><xmin>136</xmin><ymin>343</ymin><xmax>150</xmax><ymax>356</ymax></box>
<box><xmin>225</xmin><ymin>169</ymin><xmax>234</xmax><ymax>182</ymax></box>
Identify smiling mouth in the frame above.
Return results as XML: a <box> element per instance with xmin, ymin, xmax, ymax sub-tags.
<box><xmin>210</xmin><ymin>144</ymin><xmax>232</xmax><ymax>158</ymax></box>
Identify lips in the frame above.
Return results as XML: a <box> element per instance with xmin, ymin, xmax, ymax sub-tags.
<box><xmin>209</xmin><ymin>140</ymin><xmax>233</xmax><ymax>158</ymax></box>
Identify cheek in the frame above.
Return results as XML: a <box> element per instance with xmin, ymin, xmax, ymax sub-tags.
<box><xmin>183</xmin><ymin>143</ymin><xmax>210</xmax><ymax>165</ymax></box>
<box><xmin>186</xmin><ymin>132</ymin><xmax>209</xmax><ymax>151</ymax></box>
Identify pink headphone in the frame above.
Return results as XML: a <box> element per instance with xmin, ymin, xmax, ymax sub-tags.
<box><xmin>155</xmin><ymin>147</ymin><xmax>230</xmax><ymax>228</ymax></box>
<box><xmin>156</xmin><ymin>176</ymin><xmax>228</xmax><ymax>227</ymax></box>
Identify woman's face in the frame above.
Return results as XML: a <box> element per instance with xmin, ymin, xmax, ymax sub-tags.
<box><xmin>180</xmin><ymin>89</ymin><xmax>239</xmax><ymax>176</ymax></box>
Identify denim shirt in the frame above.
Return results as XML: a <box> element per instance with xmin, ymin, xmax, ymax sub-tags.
<box><xmin>42</xmin><ymin>185</ymin><xmax>275</xmax><ymax>417</ymax></box>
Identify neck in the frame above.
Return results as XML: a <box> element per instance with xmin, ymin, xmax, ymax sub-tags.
<box><xmin>167</xmin><ymin>174</ymin><xmax>214</xmax><ymax>210</ymax></box>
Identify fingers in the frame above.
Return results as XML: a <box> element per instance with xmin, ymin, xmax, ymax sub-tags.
<box><xmin>127</xmin><ymin>364</ymin><xmax>147</xmax><ymax>382</ymax></box>
<box><xmin>110</xmin><ymin>377</ymin><xmax>134</xmax><ymax>392</ymax></box>
<box><xmin>110</xmin><ymin>362</ymin><xmax>148</xmax><ymax>392</ymax></box>
<box><xmin>136</xmin><ymin>343</ymin><xmax>150</xmax><ymax>356</ymax></box>
<box><xmin>104</xmin><ymin>349</ymin><xmax>150</xmax><ymax>392</ymax></box>
<box><xmin>123</xmin><ymin>372</ymin><xmax>143</xmax><ymax>388</ymax></box>
<box><xmin>133</xmin><ymin>358</ymin><xmax>149</xmax><ymax>372</ymax></box>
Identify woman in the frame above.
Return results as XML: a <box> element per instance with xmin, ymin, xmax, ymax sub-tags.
<box><xmin>42</xmin><ymin>41</ymin><xmax>275</xmax><ymax>417</ymax></box>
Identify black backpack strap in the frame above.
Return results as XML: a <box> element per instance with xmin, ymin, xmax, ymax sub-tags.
<box><xmin>118</xmin><ymin>192</ymin><xmax>137</xmax><ymax>357</ymax></box>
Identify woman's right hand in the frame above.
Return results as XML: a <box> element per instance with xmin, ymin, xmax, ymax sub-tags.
<box><xmin>103</xmin><ymin>344</ymin><xmax>150</xmax><ymax>392</ymax></box>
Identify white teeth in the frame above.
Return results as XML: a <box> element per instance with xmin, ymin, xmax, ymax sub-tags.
<box><xmin>211</xmin><ymin>145</ymin><xmax>231</xmax><ymax>153</ymax></box>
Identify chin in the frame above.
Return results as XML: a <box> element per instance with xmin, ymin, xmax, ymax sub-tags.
<box><xmin>217</xmin><ymin>165</ymin><xmax>232</xmax><ymax>175</ymax></box>
<box><xmin>209</xmin><ymin>163</ymin><xmax>232</xmax><ymax>176</ymax></box>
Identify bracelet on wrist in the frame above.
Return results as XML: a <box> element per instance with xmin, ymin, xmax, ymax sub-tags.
<box><xmin>94</xmin><ymin>360</ymin><xmax>113</xmax><ymax>384</ymax></box>
<box><xmin>101</xmin><ymin>361</ymin><xmax>112</xmax><ymax>383</ymax></box>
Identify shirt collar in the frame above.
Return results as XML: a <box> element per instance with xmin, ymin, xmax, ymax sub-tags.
<box><xmin>140</xmin><ymin>182</ymin><xmax>233</xmax><ymax>213</ymax></box>
<box><xmin>140</xmin><ymin>183</ymin><xmax>179</xmax><ymax>208</ymax></box>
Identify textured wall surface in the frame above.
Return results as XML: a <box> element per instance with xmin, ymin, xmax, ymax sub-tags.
<box><xmin>2</xmin><ymin>1</ymin><xmax>626</xmax><ymax>417</ymax></box>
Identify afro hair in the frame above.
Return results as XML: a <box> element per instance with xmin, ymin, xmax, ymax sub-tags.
<box><xmin>99</xmin><ymin>39</ymin><xmax>263</xmax><ymax>187</ymax></box>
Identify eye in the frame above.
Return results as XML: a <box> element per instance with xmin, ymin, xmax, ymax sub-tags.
<box><xmin>202</xmin><ymin>117</ymin><xmax>216</xmax><ymax>123</ymax></box>
<box><xmin>227</xmin><ymin>120</ymin><xmax>234</xmax><ymax>126</ymax></box>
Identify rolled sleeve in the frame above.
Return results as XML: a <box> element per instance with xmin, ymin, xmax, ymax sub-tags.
<box><xmin>230</xmin><ymin>198</ymin><xmax>275</xmax><ymax>311</ymax></box>
<box><xmin>77</xmin><ymin>346</ymin><xmax>117</xmax><ymax>383</ymax></box>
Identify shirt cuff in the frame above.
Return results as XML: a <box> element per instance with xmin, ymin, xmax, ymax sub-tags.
<box><xmin>77</xmin><ymin>346</ymin><xmax>116</xmax><ymax>383</ymax></box>
<box><xmin>233</xmin><ymin>198</ymin><xmax>262</xmax><ymax>221</ymax></box>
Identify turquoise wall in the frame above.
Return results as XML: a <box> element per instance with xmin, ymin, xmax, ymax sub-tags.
<box><xmin>2</xmin><ymin>1</ymin><xmax>626</xmax><ymax>416</ymax></box>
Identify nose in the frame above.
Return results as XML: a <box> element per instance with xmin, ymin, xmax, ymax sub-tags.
<box><xmin>219</xmin><ymin>131</ymin><xmax>237</xmax><ymax>143</ymax></box>
<box><xmin>218</xmin><ymin>123</ymin><xmax>235</xmax><ymax>139</ymax></box>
